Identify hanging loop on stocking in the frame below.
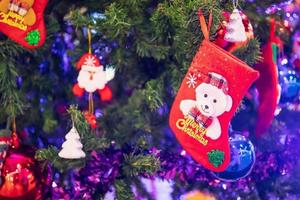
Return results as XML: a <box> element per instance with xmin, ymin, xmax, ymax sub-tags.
<box><xmin>198</xmin><ymin>10</ymin><xmax>212</xmax><ymax>40</ymax></box>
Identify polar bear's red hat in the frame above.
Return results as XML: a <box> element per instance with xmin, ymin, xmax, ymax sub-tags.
<box><xmin>206</xmin><ymin>72</ymin><xmax>229</xmax><ymax>95</ymax></box>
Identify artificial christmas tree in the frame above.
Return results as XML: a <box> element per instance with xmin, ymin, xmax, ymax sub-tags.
<box><xmin>0</xmin><ymin>0</ymin><xmax>298</xmax><ymax>199</ymax></box>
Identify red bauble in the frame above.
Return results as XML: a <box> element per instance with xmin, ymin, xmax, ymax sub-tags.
<box><xmin>215</xmin><ymin>11</ymin><xmax>254</xmax><ymax>52</ymax></box>
<box><xmin>0</xmin><ymin>146</ymin><xmax>48</xmax><ymax>200</ymax></box>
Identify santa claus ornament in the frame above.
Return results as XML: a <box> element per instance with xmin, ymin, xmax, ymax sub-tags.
<box><xmin>73</xmin><ymin>53</ymin><xmax>115</xmax><ymax>101</ymax></box>
<box><xmin>0</xmin><ymin>0</ymin><xmax>48</xmax><ymax>48</ymax></box>
<box><xmin>169</xmin><ymin>10</ymin><xmax>259</xmax><ymax>172</ymax></box>
<box><xmin>72</xmin><ymin>27</ymin><xmax>115</xmax><ymax>128</ymax></box>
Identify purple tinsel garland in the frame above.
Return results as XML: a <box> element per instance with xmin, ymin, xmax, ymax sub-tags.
<box><xmin>49</xmin><ymin>105</ymin><xmax>300</xmax><ymax>199</ymax></box>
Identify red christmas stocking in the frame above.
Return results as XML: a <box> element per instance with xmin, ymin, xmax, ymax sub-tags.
<box><xmin>169</xmin><ymin>11</ymin><xmax>259</xmax><ymax>172</ymax></box>
<box><xmin>254</xmin><ymin>19</ymin><xmax>282</xmax><ymax>136</ymax></box>
<box><xmin>0</xmin><ymin>0</ymin><xmax>48</xmax><ymax>49</ymax></box>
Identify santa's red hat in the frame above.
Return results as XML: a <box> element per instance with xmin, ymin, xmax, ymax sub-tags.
<box><xmin>76</xmin><ymin>53</ymin><xmax>103</xmax><ymax>72</ymax></box>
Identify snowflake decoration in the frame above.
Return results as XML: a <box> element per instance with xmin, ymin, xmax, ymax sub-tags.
<box><xmin>186</xmin><ymin>73</ymin><xmax>198</xmax><ymax>88</ymax></box>
<box><xmin>84</xmin><ymin>56</ymin><xmax>97</xmax><ymax>66</ymax></box>
<box><xmin>231</xmin><ymin>148</ymin><xmax>241</xmax><ymax>166</ymax></box>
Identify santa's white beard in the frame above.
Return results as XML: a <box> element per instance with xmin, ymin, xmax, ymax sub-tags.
<box><xmin>78</xmin><ymin>69</ymin><xmax>107</xmax><ymax>92</ymax></box>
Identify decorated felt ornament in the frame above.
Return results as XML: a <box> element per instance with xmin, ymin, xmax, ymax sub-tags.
<box><xmin>0</xmin><ymin>0</ymin><xmax>48</xmax><ymax>48</ymax></box>
<box><xmin>58</xmin><ymin>125</ymin><xmax>86</xmax><ymax>159</ymax></box>
<box><xmin>169</xmin><ymin>10</ymin><xmax>259</xmax><ymax>172</ymax></box>
<box><xmin>72</xmin><ymin>27</ymin><xmax>115</xmax><ymax>129</ymax></box>
<box><xmin>224</xmin><ymin>8</ymin><xmax>247</xmax><ymax>43</ymax></box>
<box><xmin>72</xmin><ymin>53</ymin><xmax>115</xmax><ymax>101</ymax></box>
<box><xmin>254</xmin><ymin>19</ymin><xmax>282</xmax><ymax>136</ymax></box>
<box><xmin>215</xmin><ymin>10</ymin><xmax>253</xmax><ymax>52</ymax></box>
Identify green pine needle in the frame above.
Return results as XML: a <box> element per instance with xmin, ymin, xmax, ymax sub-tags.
<box><xmin>232</xmin><ymin>38</ymin><xmax>262</xmax><ymax>66</ymax></box>
<box><xmin>115</xmin><ymin>180</ymin><xmax>135</xmax><ymax>200</ymax></box>
<box><xmin>123</xmin><ymin>152</ymin><xmax>160</xmax><ymax>177</ymax></box>
<box><xmin>35</xmin><ymin>146</ymin><xmax>86</xmax><ymax>173</ymax></box>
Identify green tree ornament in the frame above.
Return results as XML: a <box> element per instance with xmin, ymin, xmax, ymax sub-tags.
<box><xmin>208</xmin><ymin>150</ymin><xmax>225</xmax><ymax>168</ymax></box>
<box><xmin>25</xmin><ymin>30</ymin><xmax>41</xmax><ymax>46</ymax></box>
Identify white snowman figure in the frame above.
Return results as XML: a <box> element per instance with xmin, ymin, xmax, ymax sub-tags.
<box><xmin>180</xmin><ymin>72</ymin><xmax>233</xmax><ymax>140</ymax></box>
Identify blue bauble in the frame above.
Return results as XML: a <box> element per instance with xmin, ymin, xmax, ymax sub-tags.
<box><xmin>213</xmin><ymin>134</ymin><xmax>255</xmax><ymax>181</ymax></box>
<box><xmin>279</xmin><ymin>68</ymin><xmax>299</xmax><ymax>102</ymax></box>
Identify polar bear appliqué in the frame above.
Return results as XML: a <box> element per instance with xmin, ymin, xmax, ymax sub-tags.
<box><xmin>180</xmin><ymin>72</ymin><xmax>233</xmax><ymax>140</ymax></box>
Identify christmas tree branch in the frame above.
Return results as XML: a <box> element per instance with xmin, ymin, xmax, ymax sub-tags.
<box><xmin>0</xmin><ymin>61</ymin><xmax>25</xmax><ymax>118</ymax></box>
<box><xmin>36</xmin><ymin>105</ymin><xmax>109</xmax><ymax>172</ymax></box>
<box><xmin>68</xmin><ymin>105</ymin><xmax>110</xmax><ymax>151</ymax></box>
<box><xmin>232</xmin><ymin>38</ymin><xmax>261</xmax><ymax>66</ymax></box>
<box><xmin>35</xmin><ymin>146</ymin><xmax>86</xmax><ymax>172</ymax></box>
<box><xmin>115</xmin><ymin>179</ymin><xmax>135</xmax><ymax>200</ymax></box>
<box><xmin>122</xmin><ymin>152</ymin><xmax>160</xmax><ymax>177</ymax></box>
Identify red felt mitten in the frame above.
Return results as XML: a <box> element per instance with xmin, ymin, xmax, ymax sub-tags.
<box><xmin>0</xmin><ymin>0</ymin><xmax>48</xmax><ymax>49</ymax></box>
<box><xmin>98</xmin><ymin>85</ymin><xmax>113</xmax><ymax>102</ymax></box>
<box><xmin>254</xmin><ymin>19</ymin><xmax>282</xmax><ymax>136</ymax></box>
<box><xmin>169</xmin><ymin>11</ymin><xmax>259</xmax><ymax>172</ymax></box>
<box><xmin>72</xmin><ymin>83</ymin><xmax>85</xmax><ymax>97</ymax></box>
